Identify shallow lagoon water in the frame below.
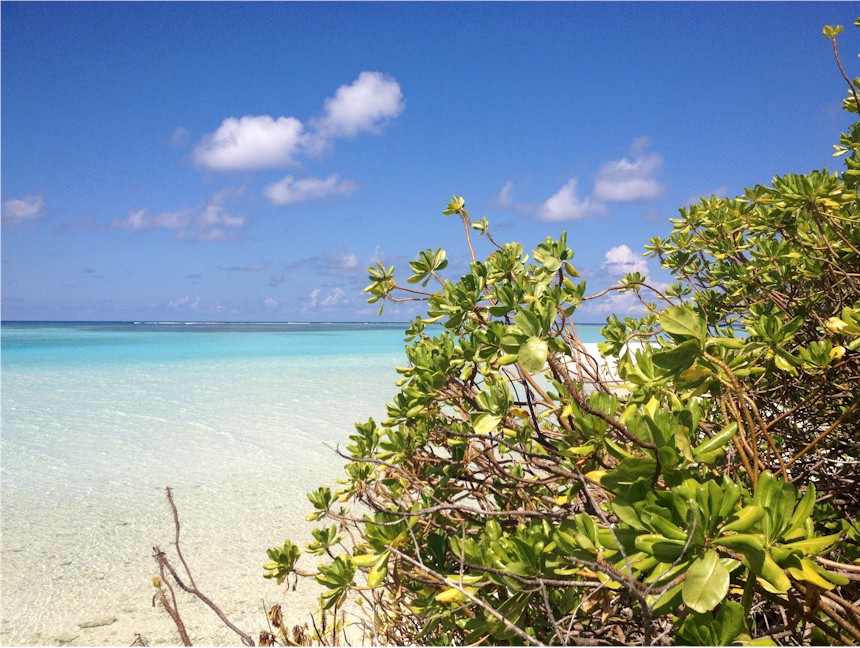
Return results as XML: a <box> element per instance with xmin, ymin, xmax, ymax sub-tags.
<box><xmin>0</xmin><ymin>321</ymin><xmax>604</xmax><ymax>645</ymax></box>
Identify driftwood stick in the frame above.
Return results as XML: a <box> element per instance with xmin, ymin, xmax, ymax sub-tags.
<box><xmin>166</xmin><ymin>487</ymin><xmax>197</xmax><ymax>590</ymax></box>
<box><xmin>152</xmin><ymin>547</ymin><xmax>192</xmax><ymax>646</ymax></box>
<box><xmin>154</xmin><ymin>487</ymin><xmax>256</xmax><ymax>646</ymax></box>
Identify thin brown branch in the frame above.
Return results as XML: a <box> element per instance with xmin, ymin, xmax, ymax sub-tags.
<box><xmin>158</xmin><ymin>488</ymin><xmax>256</xmax><ymax>646</ymax></box>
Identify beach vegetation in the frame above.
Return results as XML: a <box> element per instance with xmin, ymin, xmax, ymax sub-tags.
<box><xmin>265</xmin><ymin>24</ymin><xmax>860</xmax><ymax>645</ymax></box>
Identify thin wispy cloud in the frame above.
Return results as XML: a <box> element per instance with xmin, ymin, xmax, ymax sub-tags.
<box><xmin>264</xmin><ymin>174</ymin><xmax>359</xmax><ymax>206</ymax></box>
<box><xmin>193</xmin><ymin>71</ymin><xmax>404</xmax><ymax>171</ymax></box>
<box><xmin>168</xmin><ymin>295</ymin><xmax>202</xmax><ymax>310</ymax></box>
<box><xmin>287</xmin><ymin>249</ymin><xmax>364</xmax><ymax>277</ymax></box>
<box><xmin>302</xmin><ymin>286</ymin><xmax>349</xmax><ymax>312</ymax></box>
<box><xmin>2</xmin><ymin>195</ymin><xmax>47</xmax><ymax>224</ymax></box>
<box><xmin>170</xmin><ymin>127</ymin><xmax>191</xmax><ymax>147</ymax></box>
<box><xmin>111</xmin><ymin>196</ymin><xmax>246</xmax><ymax>242</ymax></box>
<box><xmin>492</xmin><ymin>180</ymin><xmax>536</xmax><ymax>214</ymax></box>
<box><xmin>222</xmin><ymin>261</ymin><xmax>271</xmax><ymax>272</ymax></box>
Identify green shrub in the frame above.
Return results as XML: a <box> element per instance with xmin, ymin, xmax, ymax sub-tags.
<box><xmin>268</xmin><ymin>24</ymin><xmax>860</xmax><ymax>646</ymax></box>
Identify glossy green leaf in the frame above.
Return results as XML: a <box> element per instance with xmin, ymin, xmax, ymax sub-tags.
<box><xmin>693</xmin><ymin>423</ymin><xmax>738</xmax><ymax>459</ymax></box>
<box><xmin>472</xmin><ymin>413</ymin><xmax>501</xmax><ymax>435</ymax></box>
<box><xmin>519</xmin><ymin>336</ymin><xmax>548</xmax><ymax>373</ymax></box>
<box><xmin>682</xmin><ymin>550</ymin><xmax>730</xmax><ymax>613</ymax></box>
<box><xmin>720</xmin><ymin>505</ymin><xmax>765</xmax><ymax>534</ymax></box>
<box><xmin>660</xmin><ymin>305</ymin><xmax>707</xmax><ymax>343</ymax></box>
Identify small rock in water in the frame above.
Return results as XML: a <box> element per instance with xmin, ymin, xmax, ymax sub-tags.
<box><xmin>78</xmin><ymin>616</ymin><xmax>117</xmax><ymax>629</ymax></box>
<box><xmin>55</xmin><ymin>631</ymin><xmax>81</xmax><ymax>643</ymax></box>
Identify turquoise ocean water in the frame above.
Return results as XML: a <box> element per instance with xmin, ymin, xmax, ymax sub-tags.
<box><xmin>0</xmin><ymin>321</ymin><xmax>604</xmax><ymax>645</ymax></box>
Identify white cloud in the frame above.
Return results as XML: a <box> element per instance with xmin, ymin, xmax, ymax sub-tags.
<box><xmin>326</xmin><ymin>251</ymin><xmax>359</xmax><ymax>275</ymax></box>
<box><xmin>168</xmin><ymin>295</ymin><xmax>202</xmax><ymax>311</ymax></box>
<box><xmin>586</xmin><ymin>290</ymin><xmax>649</xmax><ymax>315</ymax></box>
<box><xmin>264</xmin><ymin>174</ymin><xmax>359</xmax><ymax>206</ymax></box>
<box><xmin>321</xmin><ymin>287</ymin><xmax>346</xmax><ymax>306</ymax></box>
<box><xmin>313</xmin><ymin>71</ymin><xmax>405</xmax><ymax>140</ymax></box>
<box><xmin>193</xmin><ymin>71</ymin><xmax>404</xmax><ymax>171</ymax></box>
<box><xmin>538</xmin><ymin>178</ymin><xmax>607</xmax><ymax>222</ymax></box>
<box><xmin>2</xmin><ymin>195</ymin><xmax>46</xmax><ymax>224</ymax></box>
<box><xmin>223</xmin><ymin>261</ymin><xmax>270</xmax><ymax>272</ymax></box>
<box><xmin>193</xmin><ymin>115</ymin><xmax>305</xmax><ymax>171</ymax></box>
<box><xmin>302</xmin><ymin>287</ymin><xmax>349</xmax><ymax>312</ymax></box>
<box><xmin>493</xmin><ymin>180</ymin><xmax>536</xmax><ymax>214</ymax></box>
<box><xmin>264</xmin><ymin>297</ymin><xmax>280</xmax><ymax>309</ymax></box>
<box><xmin>593</xmin><ymin>143</ymin><xmax>665</xmax><ymax>203</ymax></box>
<box><xmin>287</xmin><ymin>249</ymin><xmax>365</xmax><ymax>278</ymax></box>
<box><xmin>601</xmin><ymin>244</ymin><xmax>649</xmax><ymax>276</ymax></box>
<box><xmin>111</xmin><ymin>195</ymin><xmax>245</xmax><ymax>242</ymax></box>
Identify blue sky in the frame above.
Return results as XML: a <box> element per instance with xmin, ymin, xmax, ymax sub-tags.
<box><xmin>2</xmin><ymin>2</ymin><xmax>858</xmax><ymax>323</ymax></box>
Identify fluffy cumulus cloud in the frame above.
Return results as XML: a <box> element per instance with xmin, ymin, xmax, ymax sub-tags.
<box><xmin>110</xmin><ymin>196</ymin><xmax>245</xmax><ymax>242</ymax></box>
<box><xmin>601</xmin><ymin>244</ymin><xmax>649</xmax><ymax>276</ymax></box>
<box><xmin>2</xmin><ymin>194</ymin><xmax>46</xmax><ymax>224</ymax></box>
<box><xmin>519</xmin><ymin>137</ymin><xmax>668</xmax><ymax>224</ymax></box>
<box><xmin>193</xmin><ymin>71</ymin><xmax>403</xmax><ymax>171</ymax></box>
<box><xmin>264</xmin><ymin>174</ymin><xmax>358</xmax><ymax>206</ymax></box>
<box><xmin>538</xmin><ymin>178</ymin><xmax>607</xmax><ymax>222</ymax></box>
<box><xmin>193</xmin><ymin>115</ymin><xmax>305</xmax><ymax>171</ymax></box>
<box><xmin>313</xmin><ymin>71</ymin><xmax>405</xmax><ymax>140</ymax></box>
<box><xmin>585</xmin><ymin>242</ymin><xmax>673</xmax><ymax>316</ymax></box>
<box><xmin>593</xmin><ymin>138</ymin><xmax>665</xmax><ymax>203</ymax></box>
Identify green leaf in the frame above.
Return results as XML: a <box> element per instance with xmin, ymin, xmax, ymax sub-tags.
<box><xmin>781</xmin><ymin>533</ymin><xmax>842</xmax><ymax>556</ymax></box>
<box><xmin>682</xmin><ymin>550</ymin><xmax>730</xmax><ymax>613</ymax></box>
<box><xmin>693</xmin><ymin>423</ymin><xmax>738</xmax><ymax>459</ymax></box>
<box><xmin>773</xmin><ymin>352</ymin><xmax>799</xmax><ymax>374</ymax></box>
<box><xmin>600</xmin><ymin>457</ymin><xmax>658</xmax><ymax>491</ymax></box>
<box><xmin>519</xmin><ymin>336</ymin><xmax>548</xmax><ymax>373</ymax></box>
<box><xmin>822</xmin><ymin>24</ymin><xmax>844</xmax><ymax>39</ymax></box>
<box><xmin>472</xmin><ymin>413</ymin><xmax>501</xmax><ymax>435</ymax></box>
<box><xmin>367</xmin><ymin>552</ymin><xmax>389</xmax><ymax>588</ymax></box>
<box><xmin>716</xmin><ymin>600</ymin><xmax>747</xmax><ymax>645</ymax></box>
<box><xmin>660</xmin><ymin>305</ymin><xmax>707</xmax><ymax>344</ymax></box>
<box><xmin>720</xmin><ymin>505</ymin><xmax>765</xmax><ymax>534</ymax></box>
<box><xmin>787</xmin><ymin>557</ymin><xmax>838</xmax><ymax>590</ymax></box>
<box><xmin>784</xmin><ymin>484</ymin><xmax>815</xmax><ymax>536</ymax></box>
<box><xmin>758</xmin><ymin>551</ymin><xmax>791</xmax><ymax>593</ymax></box>
<box><xmin>651</xmin><ymin>339</ymin><xmax>701</xmax><ymax>372</ymax></box>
